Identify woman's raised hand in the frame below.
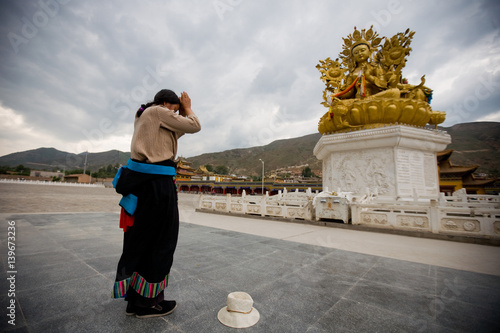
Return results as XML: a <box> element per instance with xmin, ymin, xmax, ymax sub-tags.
<box><xmin>179</xmin><ymin>91</ymin><xmax>193</xmax><ymax>116</ymax></box>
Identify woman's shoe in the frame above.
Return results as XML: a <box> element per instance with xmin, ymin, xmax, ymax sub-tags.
<box><xmin>126</xmin><ymin>302</ymin><xmax>137</xmax><ymax>316</ymax></box>
<box><xmin>135</xmin><ymin>300</ymin><xmax>177</xmax><ymax>318</ymax></box>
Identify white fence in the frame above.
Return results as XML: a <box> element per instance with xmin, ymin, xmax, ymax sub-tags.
<box><xmin>199</xmin><ymin>189</ymin><xmax>317</xmax><ymax>220</ymax></box>
<box><xmin>351</xmin><ymin>193</ymin><xmax>500</xmax><ymax>238</ymax></box>
<box><xmin>199</xmin><ymin>189</ymin><xmax>500</xmax><ymax>240</ymax></box>
<box><xmin>0</xmin><ymin>179</ymin><xmax>105</xmax><ymax>188</ymax></box>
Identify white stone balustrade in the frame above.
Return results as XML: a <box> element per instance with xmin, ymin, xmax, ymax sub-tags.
<box><xmin>198</xmin><ymin>188</ymin><xmax>316</xmax><ymax>220</ymax></box>
<box><xmin>199</xmin><ymin>189</ymin><xmax>499</xmax><ymax>240</ymax></box>
<box><xmin>351</xmin><ymin>194</ymin><xmax>500</xmax><ymax>238</ymax></box>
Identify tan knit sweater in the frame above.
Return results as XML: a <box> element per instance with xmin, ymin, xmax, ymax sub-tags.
<box><xmin>130</xmin><ymin>105</ymin><xmax>201</xmax><ymax>163</ymax></box>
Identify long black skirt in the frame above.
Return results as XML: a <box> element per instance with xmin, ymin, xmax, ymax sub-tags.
<box><xmin>112</xmin><ymin>174</ymin><xmax>178</xmax><ymax>306</ymax></box>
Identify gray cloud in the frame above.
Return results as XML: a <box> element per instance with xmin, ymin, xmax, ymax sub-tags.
<box><xmin>0</xmin><ymin>0</ymin><xmax>499</xmax><ymax>157</ymax></box>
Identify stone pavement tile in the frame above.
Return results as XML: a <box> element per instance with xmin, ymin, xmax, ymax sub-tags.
<box><xmin>447</xmin><ymin>283</ymin><xmax>500</xmax><ymax>310</ymax></box>
<box><xmin>292</xmin><ymin>242</ymin><xmax>339</xmax><ymax>257</ymax></box>
<box><xmin>0</xmin><ymin>268</ymin><xmax>7</xmax><ymax>295</ymax></box>
<box><xmin>234</xmin><ymin>240</ymin><xmax>293</xmax><ymax>258</ymax></box>
<box><xmin>342</xmin><ymin>279</ymin><xmax>436</xmax><ymax>321</ymax></box>
<box><xmin>434</xmin><ymin>267</ymin><xmax>500</xmax><ymax>312</ymax></box>
<box><xmin>165</xmin><ymin>275</ymin><xmax>228</xmax><ymax>326</ymax></box>
<box><xmin>39</xmin><ymin>227</ymin><xmax>95</xmax><ymax>244</ymax></box>
<box><xmin>433</xmin><ymin>296</ymin><xmax>500</xmax><ymax>332</ymax></box>
<box><xmin>259</xmin><ymin>242</ymin><xmax>330</xmax><ymax>265</ymax></box>
<box><xmin>84</xmin><ymin>255</ymin><xmax>121</xmax><ymax>276</ymax></box>
<box><xmin>64</xmin><ymin>241</ymin><xmax>122</xmax><ymax>261</ymax></box>
<box><xmin>311</xmin><ymin>298</ymin><xmax>454</xmax><ymax>333</ymax></box>
<box><xmin>173</xmin><ymin>251</ymin><xmax>233</xmax><ymax>277</ymax></box>
<box><xmin>280</xmin><ymin>265</ymin><xmax>357</xmax><ymax>296</ymax></box>
<box><xmin>375</xmin><ymin>256</ymin><xmax>437</xmax><ymax>277</ymax></box>
<box><xmin>16</xmin><ymin>249</ymin><xmax>79</xmax><ymax>270</ymax></box>
<box><xmin>251</xmin><ymin>278</ymin><xmax>341</xmax><ymax>326</ymax></box>
<box><xmin>436</xmin><ymin>266</ymin><xmax>500</xmax><ymax>291</ymax></box>
<box><xmin>3</xmin><ymin>324</ymin><xmax>30</xmax><ymax>332</ymax></box>
<box><xmin>26</xmin><ymin>281</ymin><xmax>181</xmax><ymax>333</ymax></box>
<box><xmin>252</xmin><ymin>311</ymin><xmax>312</xmax><ymax>333</ymax></box>
<box><xmin>0</xmin><ymin>216</ymin><xmax>33</xmax><ymax>235</ymax></box>
<box><xmin>175</xmin><ymin>228</ymin><xmax>268</xmax><ymax>262</ymax></box>
<box><xmin>360</xmin><ymin>262</ymin><xmax>437</xmax><ymax>295</ymax></box>
<box><xmin>180</xmin><ymin>226</ymin><xmax>269</xmax><ymax>249</ymax></box>
<box><xmin>31</xmin><ymin>313</ymin><xmax>181</xmax><ymax>333</ymax></box>
<box><xmin>176</xmin><ymin>308</ymin><xmax>312</xmax><ymax>333</ymax></box>
<box><xmin>2</xmin><ymin>212</ymin><xmax>500</xmax><ymax>332</ymax></box>
<box><xmin>1</xmin><ymin>294</ymin><xmax>29</xmax><ymax>332</ymax></box>
<box><xmin>0</xmin><ymin>219</ymin><xmax>61</xmax><ymax>258</ymax></box>
<box><xmin>192</xmin><ymin>264</ymin><xmax>277</xmax><ymax>295</ymax></box>
<box><xmin>15</xmin><ymin>237</ymin><xmax>63</xmax><ymax>257</ymax></box>
<box><xmin>176</xmin><ymin>239</ymin><xmax>228</xmax><ymax>257</ymax></box>
<box><xmin>207</xmin><ymin>229</ymin><xmax>270</xmax><ymax>249</ymax></box>
<box><xmin>174</xmin><ymin>248</ymin><xmax>255</xmax><ymax>273</ymax></box>
<box><xmin>17</xmin><ymin>259</ymin><xmax>99</xmax><ymax>293</ymax></box>
<box><xmin>236</xmin><ymin>254</ymin><xmax>312</xmax><ymax>278</ymax></box>
<box><xmin>435</xmin><ymin>276</ymin><xmax>500</xmax><ymax>310</ymax></box>
<box><xmin>17</xmin><ymin>275</ymin><xmax>110</xmax><ymax>330</ymax></box>
<box><xmin>315</xmin><ymin>250</ymin><xmax>380</xmax><ymax>278</ymax></box>
<box><xmin>305</xmin><ymin>326</ymin><xmax>351</xmax><ymax>333</ymax></box>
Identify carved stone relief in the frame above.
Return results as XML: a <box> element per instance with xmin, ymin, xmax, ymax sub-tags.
<box><xmin>231</xmin><ymin>204</ymin><xmax>243</xmax><ymax>212</ymax></box>
<box><xmin>396</xmin><ymin>215</ymin><xmax>429</xmax><ymax>229</ymax></box>
<box><xmin>215</xmin><ymin>202</ymin><xmax>226</xmax><ymax>210</ymax></box>
<box><xmin>361</xmin><ymin>213</ymin><xmax>388</xmax><ymax>225</ymax></box>
<box><xmin>329</xmin><ymin>149</ymin><xmax>395</xmax><ymax>195</ymax></box>
<box><xmin>247</xmin><ymin>206</ymin><xmax>260</xmax><ymax>214</ymax></box>
<box><xmin>441</xmin><ymin>219</ymin><xmax>480</xmax><ymax>232</ymax></box>
<box><xmin>288</xmin><ymin>208</ymin><xmax>305</xmax><ymax>218</ymax></box>
<box><xmin>266</xmin><ymin>207</ymin><xmax>282</xmax><ymax>215</ymax></box>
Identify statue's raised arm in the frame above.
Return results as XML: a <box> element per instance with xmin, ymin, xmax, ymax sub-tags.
<box><xmin>316</xmin><ymin>26</ymin><xmax>445</xmax><ymax>134</ymax></box>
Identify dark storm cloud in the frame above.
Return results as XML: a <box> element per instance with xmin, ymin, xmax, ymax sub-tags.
<box><xmin>0</xmin><ymin>0</ymin><xmax>498</xmax><ymax>156</ymax></box>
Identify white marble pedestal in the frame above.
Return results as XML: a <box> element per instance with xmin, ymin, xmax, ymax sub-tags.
<box><xmin>313</xmin><ymin>126</ymin><xmax>452</xmax><ymax>200</ymax></box>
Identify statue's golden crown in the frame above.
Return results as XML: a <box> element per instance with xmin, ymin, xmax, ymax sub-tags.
<box><xmin>341</xmin><ymin>26</ymin><xmax>383</xmax><ymax>57</ymax></box>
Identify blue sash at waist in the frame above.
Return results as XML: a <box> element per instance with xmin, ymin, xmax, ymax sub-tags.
<box><xmin>113</xmin><ymin>159</ymin><xmax>176</xmax><ymax>215</ymax></box>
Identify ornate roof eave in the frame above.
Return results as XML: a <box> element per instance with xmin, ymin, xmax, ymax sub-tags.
<box><xmin>463</xmin><ymin>178</ymin><xmax>497</xmax><ymax>186</ymax></box>
<box><xmin>436</xmin><ymin>149</ymin><xmax>454</xmax><ymax>162</ymax></box>
<box><xmin>439</xmin><ymin>164</ymin><xmax>479</xmax><ymax>174</ymax></box>
<box><xmin>177</xmin><ymin>170</ymin><xmax>196</xmax><ymax>176</ymax></box>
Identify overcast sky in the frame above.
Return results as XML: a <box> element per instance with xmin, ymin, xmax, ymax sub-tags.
<box><xmin>0</xmin><ymin>0</ymin><xmax>499</xmax><ymax>158</ymax></box>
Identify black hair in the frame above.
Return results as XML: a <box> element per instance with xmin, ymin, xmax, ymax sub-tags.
<box><xmin>136</xmin><ymin>89</ymin><xmax>180</xmax><ymax>117</ymax></box>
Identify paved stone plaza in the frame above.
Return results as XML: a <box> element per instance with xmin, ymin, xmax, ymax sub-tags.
<box><xmin>0</xmin><ymin>183</ymin><xmax>499</xmax><ymax>332</ymax></box>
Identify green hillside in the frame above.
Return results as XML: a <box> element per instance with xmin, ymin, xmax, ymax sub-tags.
<box><xmin>0</xmin><ymin>122</ymin><xmax>498</xmax><ymax>177</ymax></box>
<box><xmin>0</xmin><ymin>148</ymin><xmax>129</xmax><ymax>172</ymax></box>
<box><xmin>186</xmin><ymin>133</ymin><xmax>322</xmax><ymax>176</ymax></box>
<box><xmin>441</xmin><ymin>122</ymin><xmax>500</xmax><ymax>177</ymax></box>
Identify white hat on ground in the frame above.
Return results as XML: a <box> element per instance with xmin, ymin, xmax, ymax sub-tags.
<box><xmin>217</xmin><ymin>292</ymin><xmax>260</xmax><ymax>328</ymax></box>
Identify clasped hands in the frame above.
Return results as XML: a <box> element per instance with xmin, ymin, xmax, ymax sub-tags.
<box><xmin>179</xmin><ymin>91</ymin><xmax>194</xmax><ymax>116</ymax></box>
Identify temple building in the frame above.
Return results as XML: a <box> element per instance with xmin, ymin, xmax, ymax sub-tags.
<box><xmin>175</xmin><ymin>157</ymin><xmax>197</xmax><ymax>181</ymax></box>
<box><xmin>64</xmin><ymin>174</ymin><xmax>91</xmax><ymax>184</ymax></box>
<box><xmin>437</xmin><ymin>149</ymin><xmax>497</xmax><ymax>195</ymax></box>
<box><xmin>173</xmin><ymin>150</ymin><xmax>497</xmax><ymax>196</ymax></box>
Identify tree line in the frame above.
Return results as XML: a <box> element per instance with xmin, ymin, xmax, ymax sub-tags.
<box><xmin>203</xmin><ymin>164</ymin><xmax>317</xmax><ymax>179</ymax></box>
<box><xmin>0</xmin><ymin>164</ymin><xmax>120</xmax><ymax>179</ymax></box>
<box><xmin>1</xmin><ymin>163</ymin><xmax>317</xmax><ymax>181</ymax></box>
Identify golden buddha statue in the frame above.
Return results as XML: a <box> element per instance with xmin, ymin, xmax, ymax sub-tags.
<box><xmin>317</xmin><ymin>27</ymin><xmax>445</xmax><ymax>134</ymax></box>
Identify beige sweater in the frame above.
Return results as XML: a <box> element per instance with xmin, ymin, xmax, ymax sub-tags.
<box><xmin>130</xmin><ymin>105</ymin><xmax>201</xmax><ymax>163</ymax></box>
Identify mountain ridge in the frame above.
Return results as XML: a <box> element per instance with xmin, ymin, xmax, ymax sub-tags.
<box><xmin>0</xmin><ymin>122</ymin><xmax>498</xmax><ymax>177</ymax></box>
